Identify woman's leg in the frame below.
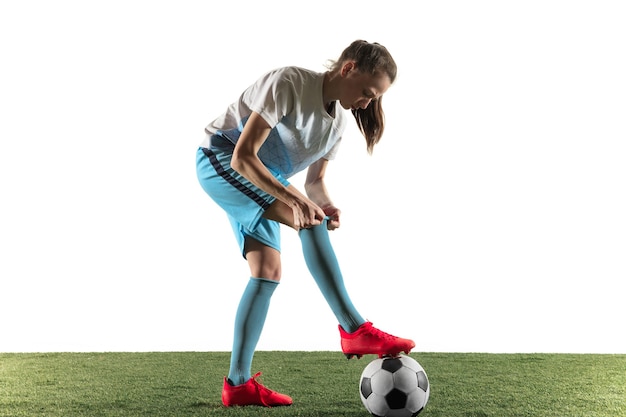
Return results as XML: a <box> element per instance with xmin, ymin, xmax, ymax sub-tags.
<box><xmin>298</xmin><ymin>220</ymin><xmax>365</xmax><ymax>333</ymax></box>
<box><xmin>298</xmin><ymin>221</ymin><xmax>416</xmax><ymax>358</ymax></box>
<box><xmin>264</xmin><ymin>201</ymin><xmax>415</xmax><ymax>359</ymax></box>
<box><xmin>227</xmin><ymin>238</ymin><xmax>281</xmax><ymax>386</ymax></box>
<box><xmin>222</xmin><ymin>238</ymin><xmax>292</xmax><ymax>407</ymax></box>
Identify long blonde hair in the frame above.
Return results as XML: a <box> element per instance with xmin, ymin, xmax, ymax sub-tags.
<box><xmin>328</xmin><ymin>40</ymin><xmax>397</xmax><ymax>154</ymax></box>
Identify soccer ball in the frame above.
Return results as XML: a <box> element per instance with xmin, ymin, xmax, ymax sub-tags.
<box><xmin>359</xmin><ymin>355</ymin><xmax>430</xmax><ymax>417</ymax></box>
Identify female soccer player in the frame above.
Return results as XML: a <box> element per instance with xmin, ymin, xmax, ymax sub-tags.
<box><xmin>196</xmin><ymin>40</ymin><xmax>415</xmax><ymax>407</ymax></box>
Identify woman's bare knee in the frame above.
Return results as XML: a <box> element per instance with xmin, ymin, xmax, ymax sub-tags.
<box><xmin>244</xmin><ymin>238</ymin><xmax>282</xmax><ymax>281</ymax></box>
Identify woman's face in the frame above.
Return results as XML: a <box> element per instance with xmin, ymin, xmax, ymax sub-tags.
<box><xmin>338</xmin><ymin>62</ymin><xmax>391</xmax><ymax>110</ymax></box>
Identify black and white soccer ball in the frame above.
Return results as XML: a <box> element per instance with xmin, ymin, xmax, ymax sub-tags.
<box><xmin>359</xmin><ymin>355</ymin><xmax>430</xmax><ymax>417</ymax></box>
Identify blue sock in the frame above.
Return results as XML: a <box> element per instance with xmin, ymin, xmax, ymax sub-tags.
<box><xmin>299</xmin><ymin>220</ymin><xmax>365</xmax><ymax>333</ymax></box>
<box><xmin>227</xmin><ymin>277</ymin><xmax>278</xmax><ymax>386</ymax></box>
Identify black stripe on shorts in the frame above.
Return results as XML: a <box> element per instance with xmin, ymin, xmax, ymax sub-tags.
<box><xmin>202</xmin><ymin>148</ymin><xmax>271</xmax><ymax>210</ymax></box>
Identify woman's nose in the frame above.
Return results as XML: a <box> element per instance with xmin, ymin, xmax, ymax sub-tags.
<box><xmin>359</xmin><ymin>98</ymin><xmax>372</xmax><ymax>109</ymax></box>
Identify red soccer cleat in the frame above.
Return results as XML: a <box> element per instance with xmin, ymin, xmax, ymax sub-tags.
<box><xmin>339</xmin><ymin>321</ymin><xmax>416</xmax><ymax>359</ymax></box>
<box><xmin>221</xmin><ymin>372</ymin><xmax>293</xmax><ymax>407</ymax></box>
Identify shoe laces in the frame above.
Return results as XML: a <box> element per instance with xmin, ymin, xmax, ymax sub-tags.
<box><xmin>368</xmin><ymin>324</ymin><xmax>398</xmax><ymax>341</ymax></box>
<box><xmin>250</xmin><ymin>372</ymin><xmax>274</xmax><ymax>406</ymax></box>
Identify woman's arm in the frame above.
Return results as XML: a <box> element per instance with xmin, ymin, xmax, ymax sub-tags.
<box><xmin>231</xmin><ymin>112</ymin><xmax>288</xmax><ymax>201</ymax></box>
<box><xmin>305</xmin><ymin>158</ymin><xmax>341</xmax><ymax>230</ymax></box>
<box><xmin>231</xmin><ymin>111</ymin><xmax>326</xmax><ymax>228</ymax></box>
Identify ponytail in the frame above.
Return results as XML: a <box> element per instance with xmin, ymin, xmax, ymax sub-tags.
<box><xmin>352</xmin><ymin>98</ymin><xmax>385</xmax><ymax>154</ymax></box>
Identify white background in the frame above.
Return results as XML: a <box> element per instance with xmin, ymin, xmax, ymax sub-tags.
<box><xmin>1</xmin><ymin>0</ymin><xmax>624</xmax><ymax>353</ymax></box>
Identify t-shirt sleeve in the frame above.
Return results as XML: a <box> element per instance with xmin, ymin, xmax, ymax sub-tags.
<box><xmin>323</xmin><ymin>137</ymin><xmax>342</xmax><ymax>161</ymax></box>
<box><xmin>241</xmin><ymin>69</ymin><xmax>295</xmax><ymax>128</ymax></box>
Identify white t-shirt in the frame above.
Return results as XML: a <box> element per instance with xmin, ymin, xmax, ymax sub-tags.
<box><xmin>201</xmin><ymin>66</ymin><xmax>347</xmax><ymax>179</ymax></box>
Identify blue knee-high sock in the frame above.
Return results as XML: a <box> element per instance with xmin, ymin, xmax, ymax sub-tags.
<box><xmin>299</xmin><ymin>220</ymin><xmax>365</xmax><ymax>333</ymax></box>
<box><xmin>228</xmin><ymin>277</ymin><xmax>278</xmax><ymax>386</ymax></box>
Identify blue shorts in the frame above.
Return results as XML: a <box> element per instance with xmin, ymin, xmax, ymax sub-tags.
<box><xmin>196</xmin><ymin>136</ymin><xmax>291</xmax><ymax>258</ymax></box>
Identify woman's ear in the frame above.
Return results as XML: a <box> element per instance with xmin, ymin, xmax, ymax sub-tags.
<box><xmin>341</xmin><ymin>61</ymin><xmax>356</xmax><ymax>77</ymax></box>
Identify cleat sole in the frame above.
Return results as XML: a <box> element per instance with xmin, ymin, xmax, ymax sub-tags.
<box><xmin>344</xmin><ymin>353</ymin><xmax>363</xmax><ymax>360</ymax></box>
<box><xmin>346</xmin><ymin>350</ymin><xmax>414</xmax><ymax>360</ymax></box>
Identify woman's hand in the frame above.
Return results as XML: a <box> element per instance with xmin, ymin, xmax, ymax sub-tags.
<box><xmin>322</xmin><ymin>205</ymin><xmax>341</xmax><ymax>230</ymax></box>
<box><xmin>291</xmin><ymin>197</ymin><xmax>326</xmax><ymax>230</ymax></box>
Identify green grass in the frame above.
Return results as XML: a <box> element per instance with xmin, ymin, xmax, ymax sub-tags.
<box><xmin>0</xmin><ymin>352</ymin><xmax>624</xmax><ymax>417</ymax></box>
